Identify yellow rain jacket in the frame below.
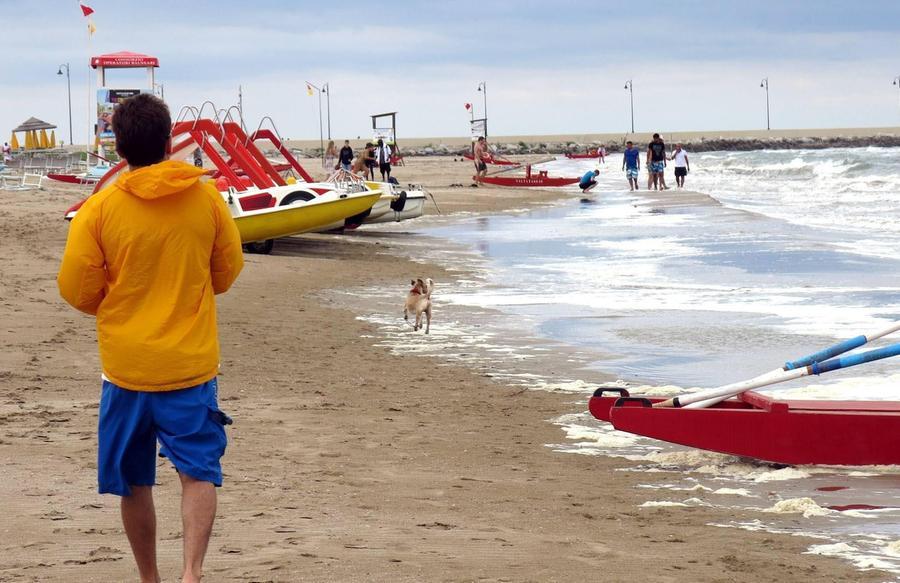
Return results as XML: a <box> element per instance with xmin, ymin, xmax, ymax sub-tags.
<box><xmin>58</xmin><ymin>160</ymin><xmax>244</xmax><ymax>392</ymax></box>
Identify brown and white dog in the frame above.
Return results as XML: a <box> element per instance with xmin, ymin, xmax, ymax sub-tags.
<box><xmin>404</xmin><ymin>278</ymin><xmax>434</xmax><ymax>333</ymax></box>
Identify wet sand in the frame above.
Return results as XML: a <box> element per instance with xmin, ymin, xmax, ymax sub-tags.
<box><xmin>0</xmin><ymin>157</ymin><xmax>886</xmax><ymax>581</ymax></box>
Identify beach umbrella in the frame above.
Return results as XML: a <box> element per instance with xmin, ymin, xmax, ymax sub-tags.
<box><xmin>10</xmin><ymin>132</ymin><xmax>19</xmax><ymax>150</ymax></box>
<box><xmin>49</xmin><ymin>130</ymin><xmax>56</xmax><ymax>148</ymax></box>
<box><xmin>40</xmin><ymin>129</ymin><xmax>49</xmax><ymax>149</ymax></box>
<box><xmin>24</xmin><ymin>131</ymin><xmax>33</xmax><ymax>150</ymax></box>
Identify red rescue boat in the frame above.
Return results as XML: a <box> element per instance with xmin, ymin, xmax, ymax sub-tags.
<box><xmin>48</xmin><ymin>173</ymin><xmax>99</xmax><ymax>185</ymax></box>
<box><xmin>463</xmin><ymin>152</ymin><xmax>519</xmax><ymax>166</ymax></box>
<box><xmin>564</xmin><ymin>152</ymin><xmax>599</xmax><ymax>159</ymax></box>
<box><xmin>476</xmin><ymin>165</ymin><xmax>580</xmax><ymax>188</ymax></box>
<box><xmin>587</xmin><ymin>387</ymin><xmax>900</xmax><ymax>466</ymax></box>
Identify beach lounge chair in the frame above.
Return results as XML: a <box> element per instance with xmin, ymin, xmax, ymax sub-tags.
<box><xmin>0</xmin><ymin>173</ymin><xmax>43</xmax><ymax>191</ymax></box>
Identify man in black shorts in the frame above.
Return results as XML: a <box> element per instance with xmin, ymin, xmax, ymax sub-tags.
<box><xmin>473</xmin><ymin>136</ymin><xmax>489</xmax><ymax>185</ymax></box>
<box><xmin>670</xmin><ymin>143</ymin><xmax>690</xmax><ymax>188</ymax></box>
<box><xmin>375</xmin><ymin>138</ymin><xmax>392</xmax><ymax>182</ymax></box>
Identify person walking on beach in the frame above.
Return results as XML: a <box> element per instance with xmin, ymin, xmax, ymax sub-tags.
<box><xmin>364</xmin><ymin>142</ymin><xmax>377</xmax><ymax>180</ymax></box>
<box><xmin>339</xmin><ymin>140</ymin><xmax>354</xmax><ymax>172</ymax></box>
<box><xmin>324</xmin><ymin>139</ymin><xmax>337</xmax><ymax>169</ymax></box>
<box><xmin>670</xmin><ymin>143</ymin><xmax>690</xmax><ymax>188</ymax></box>
<box><xmin>473</xmin><ymin>136</ymin><xmax>489</xmax><ymax>186</ymax></box>
<box><xmin>646</xmin><ymin>133</ymin><xmax>668</xmax><ymax>190</ymax></box>
<box><xmin>597</xmin><ymin>144</ymin><xmax>606</xmax><ymax>164</ymax></box>
<box><xmin>622</xmin><ymin>140</ymin><xmax>640</xmax><ymax>191</ymax></box>
<box><xmin>579</xmin><ymin>169</ymin><xmax>600</xmax><ymax>193</ymax></box>
<box><xmin>57</xmin><ymin>93</ymin><xmax>244</xmax><ymax>583</ymax></box>
<box><xmin>2</xmin><ymin>141</ymin><xmax>11</xmax><ymax>164</ymax></box>
<box><xmin>375</xmin><ymin>138</ymin><xmax>392</xmax><ymax>182</ymax></box>
<box><xmin>192</xmin><ymin>147</ymin><xmax>203</xmax><ymax>168</ymax></box>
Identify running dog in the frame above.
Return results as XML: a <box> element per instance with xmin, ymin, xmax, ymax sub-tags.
<box><xmin>404</xmin><ymin>278</ymin><xmax>434</xmax><ymax>333</ymax></box>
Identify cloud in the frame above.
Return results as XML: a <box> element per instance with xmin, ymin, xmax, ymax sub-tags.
<box><xmin>1</xmin><ymin>0</ymin><xmax>899</xmax><ymax>143</ymax></box>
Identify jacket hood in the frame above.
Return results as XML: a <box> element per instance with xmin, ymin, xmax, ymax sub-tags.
<box><xmin>116</xmin><ymin>160</ymin><xmax>206</xmax><ymax>200</ymax></box>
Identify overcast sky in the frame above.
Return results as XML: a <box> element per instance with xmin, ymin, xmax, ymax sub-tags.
<box><xmin>2</xmin><ymin>0</ymin><xmax>899</xmax><ymax>144</ymax></box>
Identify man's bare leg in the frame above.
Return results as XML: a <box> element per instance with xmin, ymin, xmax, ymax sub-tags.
<box><xmin>180</xmin><ymin>474</ymin><xmax>217</xmax><ymax>583</ymax></box>
<box><xmin>121</xmin><ymin>485</ymin><xmax>161</xmax><ymax>583</ymax></box>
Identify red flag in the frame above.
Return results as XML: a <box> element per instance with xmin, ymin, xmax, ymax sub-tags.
<box><xmin>80</xmin><ymin>3</ymin><xmax>94</xmax><ymax>16</ymax></box>
<box><xmin>465</xmin><ymin>103</ymin><xmax>471</xmax><ymax>110</ymax></box>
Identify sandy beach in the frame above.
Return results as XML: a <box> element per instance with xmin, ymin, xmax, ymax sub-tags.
<box><xmin>0</xmin><ymin>156</ymin><xmax>889</xmax><ymax>582</ymax></box>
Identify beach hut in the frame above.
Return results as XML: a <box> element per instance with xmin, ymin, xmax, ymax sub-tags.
<box><xmin>11</xmin><ymin>117</ymin><xmax>58</xmax><ymax>150</ymax></box>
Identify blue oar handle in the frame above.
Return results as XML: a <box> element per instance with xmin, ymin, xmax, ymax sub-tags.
<box><xmin>810</xmin><ymin>341</ymin><xmax>900</xmax><ymax>375</ymax></box>
<box><xmin>784</xmin><ymin>335</ymin><xmax>867</xmax><ymax>370</ymax></box>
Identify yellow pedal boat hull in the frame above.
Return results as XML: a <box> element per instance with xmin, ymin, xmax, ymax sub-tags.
<box><xmin>234</xmin><ymin>191</ymin><xmax>382</xmax><ymax>243</ymax></box>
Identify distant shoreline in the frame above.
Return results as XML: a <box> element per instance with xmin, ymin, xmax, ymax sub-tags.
<box><xmin>282</xmin><ymin>126</ymin><xmax>900</xmax><ymax>157</ymax></box>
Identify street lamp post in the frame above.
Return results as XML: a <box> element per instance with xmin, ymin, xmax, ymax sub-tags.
<box><xmin>624</xmin><ymin>80</ymin><xmax>634</xmax><ymax>134</ymax></box>
<box><xmin>306</xmin><ymin>81</ymin><xmax>325</xmax><ymax>166</ymax></box>
<box><xmin>323</xmin><ymin>83</ymin><xmax>331</xmax><ymax>140</ymax></box>
<box><xmin>57</xmin><ymin>63</ymin><xmax>73</xmax><ymax>147</ymax></box>
<box><xmin>760</xmin><ymin>78</ymin><xmax>770</xmax><ymax>130</ymax></box>
<box><xmin>477</xmin><ymin>81</ymin><xmax>487</xmax><ymax>136</ymax></box>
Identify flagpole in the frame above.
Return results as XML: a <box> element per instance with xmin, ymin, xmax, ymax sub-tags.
<box><xmin>86</xmin><ymin>17</ymin><xmax>92</xmax><ymax>163</ymax></box>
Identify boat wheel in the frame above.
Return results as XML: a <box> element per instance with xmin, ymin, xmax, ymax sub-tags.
<box><xmin>243</xmin><ymin>239</ymin><xmax>274</xmax><ymax>255</ymax></box>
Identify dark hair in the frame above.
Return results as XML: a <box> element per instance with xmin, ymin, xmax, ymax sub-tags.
<box><xmin>112</xmin><ymin>93</ymin><xmax>171</xmax><ymax>167</ymax></box>
<box><xmin>477</xmin><ymin>136</ymin><xmax>485</xmax><ymax>141</ymax></box>
<box><xmin>626</xmin><ymin>140</ymin><xmax>633</xmax><ymax>145</ymax></box>
<box><xmin>653</xmin><ymin>133</ymin><xmax>660</xmax><ymax>139</ymax></box>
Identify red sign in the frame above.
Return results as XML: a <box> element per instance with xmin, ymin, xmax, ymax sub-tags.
<box><xmin>91</xmin><ymin>51</ymin><xmax>159</xmax><ymax>69</ymax></box>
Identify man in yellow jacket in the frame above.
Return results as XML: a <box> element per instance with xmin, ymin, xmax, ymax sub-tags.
<box><xmin>58</xmin><ymin>94</ymin><xmax>244</xmax><ymax>583</ymax></box>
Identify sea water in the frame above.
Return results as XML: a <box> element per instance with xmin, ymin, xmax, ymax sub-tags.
<box><xmin>431</xmin><ymin>147</ymin><xmax>900</xmax><ymax>393</ymax></box>
<box><xmin>347</xmin><ymin>147</ymin><xmax>900</xmax><ymax>576</ymax></box>
<box><xmin>420</xmin><ymin>147</ymin><xmax>900</xmax><ymax>577</ymax></box>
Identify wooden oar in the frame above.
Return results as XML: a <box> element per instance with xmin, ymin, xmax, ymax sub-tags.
<box><xmin>655</xmin><ymin>320</ymin><xmax>900</xmax><ymax>408</ymax></box>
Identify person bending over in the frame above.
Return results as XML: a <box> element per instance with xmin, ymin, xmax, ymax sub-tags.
<box><xmin>58</xmin><ymin>93</ymin><xmax>244</xmax><ymax>583</ymax></box>
<box><xmin>580</xmin><ymin>169</ymin><xmax>600</xmax><ymax>193</ymax></box>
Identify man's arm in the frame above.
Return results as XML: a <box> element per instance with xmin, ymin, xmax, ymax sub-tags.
<box><xmin>209</xmin><ymin>189</ymin><xmax>244</xmax><ymax>295</ymax></box>
<box><xmin>685</xmin><ymin>154</ymin><xmax>690</xmax><ymax>171</ymax></box>
<box><xmin>57</xmin><ymin>202</ymin><xmax>107</xmax><ymax>315</ymax></box>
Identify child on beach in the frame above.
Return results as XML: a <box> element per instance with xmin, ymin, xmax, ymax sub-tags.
<box><xmin>622</xmin><ymin>141</ymin><xmax>640</xmax><ymax>191</ymax></box>
<box><xmin>597</xmin><ymin>144</ymin><xmax>606</xmax><ymax>164</ymax></box>
<box><xmin>57</xmin><ymin>93</ymin><xmax>244</xmax><ymax>583</ymax></box>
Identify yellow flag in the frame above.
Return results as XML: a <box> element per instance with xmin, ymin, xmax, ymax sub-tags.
<box><xmin>306</xmin><ymin>84</ymin><xmax>314</xmax><ymax>96</ymax></box>
<box><xmin>88</xmin><ymin>20</ymin><xmax>96</xmax><ymax>35</ymax></box>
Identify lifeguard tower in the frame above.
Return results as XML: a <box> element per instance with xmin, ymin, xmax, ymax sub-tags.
<box><xmin>90</xmin><ymin>51</ymin><xmax>159</xmax><ymax>160</ymax></box>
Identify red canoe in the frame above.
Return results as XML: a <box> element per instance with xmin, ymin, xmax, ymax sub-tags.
<box><xmin>463</xmin><ymin>152</ymin><xmax>519</xmax><ymax>166</ymax></box>
<box><xmin>478</xmin><ymin>174</ymin><xmax>580</xmax><ymax>187</ymax></box>
<box><xmin>565</xmin><ymin>152</ymin><xmax>599</xmax><ymax>159</ymax></box>
<box><xmin>47</xmin><ymin>173</ymin><xmax>99</xmax><ymax>185</ymax></box>
<box><xmin>587</xmin><ymin>387</ymin><xmax>900</xmax><ymax>466</ymax></box>
<box><xmin>476</xmin><ymin>165</ymin><xmax>580</xmax><ymax>187</ymax></box>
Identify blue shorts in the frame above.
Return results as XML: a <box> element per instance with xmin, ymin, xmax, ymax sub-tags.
<box><xmin>650</xmin><ymin>161</ymin><xmax>665</xmax><ymax>173</ymax></box>
<box><xmin>626</xmin><ymin>167</ymin><xmax>639</xmax><ymax>179</ymax></box>
<box><xmin>98</xmin><ymin>378</ymin><xmax>230</xmax><ymax>496</ymax></box>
